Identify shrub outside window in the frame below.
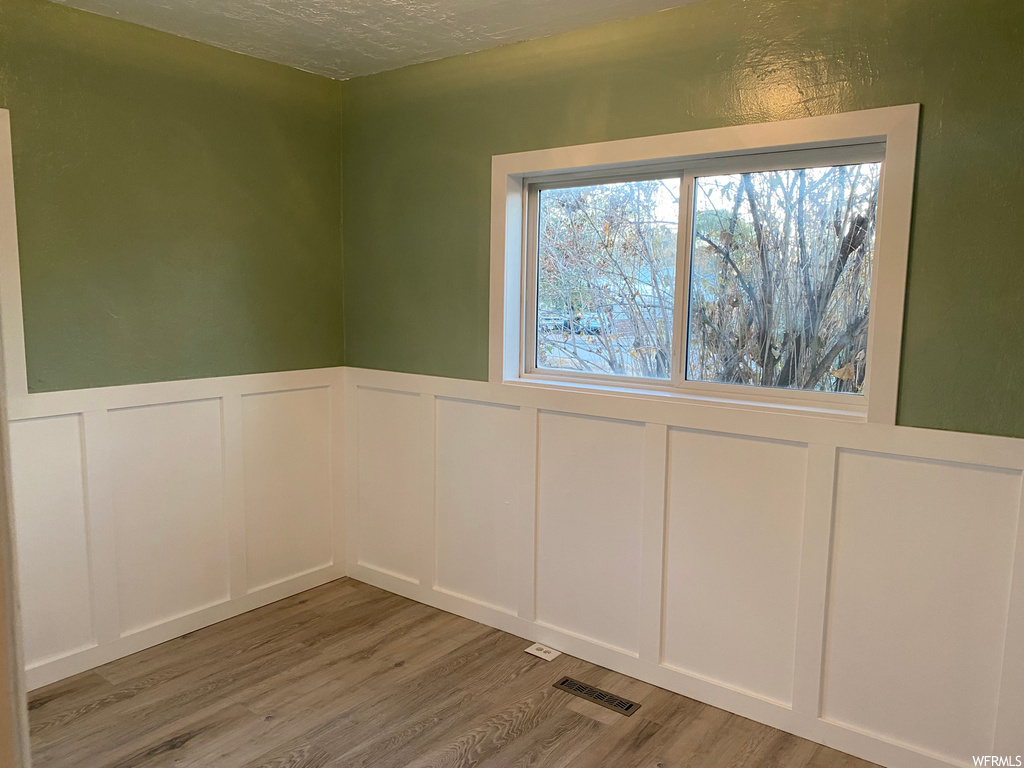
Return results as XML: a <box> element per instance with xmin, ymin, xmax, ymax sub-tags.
<box><xmin>535</xmin><ymin>178</ymin><xmax>680</xmax><ymax>380</ymax></box>
<box><xmin>686</xmin><ymin>158</ymin><xmax>881</xmax><ymax>394</ymax></box>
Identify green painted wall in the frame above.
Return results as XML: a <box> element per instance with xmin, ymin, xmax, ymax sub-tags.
<box><xmin>0</xmin><ymin>0</ymin><xmax>343</xmax><ymax>392</ymax></box>
<box><xmin>2</xmin><ymin>0</ymin><xmax>1022</xmax><ymax>437</ymax></box>
<box><xmin>341</xmin><ymin>0</ymin><xmax>1024</xmax><ymax>437</ymax></box>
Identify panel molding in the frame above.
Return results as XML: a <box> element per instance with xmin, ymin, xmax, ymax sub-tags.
<box><xmin>995</xmin><ymin>478</ymin><xmax>1024</xmax><ymax>753</ymax></box>
<box><xmin>8</xmin><ymin>415</ymin><xmax>95</xmax><ymax>664</ymax></box>
<box><xmin>516</xmin><ymin>406</ymin><xmax>538</xmax><ymax>622</ymax></box>
<box><xmin>433</xmin><ymin>397</ymin><xmax>519</xmax><ymax>613</ymax></box>
<box><xmin>419</xmin><ymin>393</ymin><xmax>437</xmax><ymax>588</ymax></box>
<box><xmin>661</xmin><ymin>428</ymin><xmax>808</xmax><ymax>708</ymax></box>
<box><xmin>107</xmin><ymin>399</ymin><xmax>230</xmax><ymax>635</ymax></box>
<box><xmin>792</xmin><ymin>443</ymin><xmax>838</xmax><ymax>717</ymax></box>
<box><xmin>6</xmin><ymin>358</ymin><xmax>1024</xmax><ymax>766</ymax></box>
<box><xmin>534</xmin><ymin>411</ymin><xmax>646</xmax><ymax>656</ymax></box>
<box><xmin>352</xmin><ymin>387</ymin><xmax>422</xmax><ymax>583</ymax></box>
<box><xmin>345</xmin><ymin>366</ymin><xmax>1024</xmax><ymax>768</ymax></box>
<box><xmin>241</xmin><ymin>387</ymin><xmax>333</xmax><ymax>592</ymax></box>
<box><xmin>638</xmin><ymin>422</ymin><xmax>667</xmax><ymax>665</ymax></box>
<box><xmin>7</xmin><ymin>367</ymin><xmax>346</xmax><ymax>691</ymax></box>
<box><xmin>221</xmin><ymin>395</ymin><xmax>248</xmax><ymax>599</ymax></box>
<box><xmin>80</xmin><ymin>410</ymin><xmax>120</xmax><ymax>646</ymax></box>
<box><xmin>821</xmin><ymin>450</ymin><xmax>1020</xmax><ymax>763</ymax></box>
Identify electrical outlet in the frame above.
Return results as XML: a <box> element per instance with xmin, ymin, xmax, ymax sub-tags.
<box><xmin>525</xmin><ymin>643</ymin><xmax>561</xmax><ymax>660</ymax></box>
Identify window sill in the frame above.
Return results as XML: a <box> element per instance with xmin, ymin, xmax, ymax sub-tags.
<box><xmin>503</xmin><ymin>375</ymin><xmax>868</xmax><ymax>422</ymax></box>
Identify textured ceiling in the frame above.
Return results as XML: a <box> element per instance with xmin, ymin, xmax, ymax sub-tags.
<box><xmin>47</xmin><ymin>0</ymin><xmax>698</xmax><ymax>80</ymax></box>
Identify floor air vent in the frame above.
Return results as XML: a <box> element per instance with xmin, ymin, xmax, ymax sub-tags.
<box><xmin>552</xmin><ymin>676</ymin><xmax>641</xmax><ymax>716</ymax></box>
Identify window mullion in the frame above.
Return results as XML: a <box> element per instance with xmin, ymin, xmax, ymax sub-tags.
<box><xmin>671</xmin><ymin>172</ymin><xmax>696</xmax><ymax>389</ymax></box>
<box><xmin>522</xmin><ymin>185</ymin><xmax>540</xmax><ymax>377</ymax></box>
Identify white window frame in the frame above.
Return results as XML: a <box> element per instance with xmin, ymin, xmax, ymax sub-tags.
<box><xmin>489</xmin><ymin>105</ymin><xmax>919</xmax><ymax>423</ymax></box>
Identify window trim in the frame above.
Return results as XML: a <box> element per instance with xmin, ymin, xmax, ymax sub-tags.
<box><xmin>489</xmin><ymin>105</ymin><xmax>919</xmax><ymax>424</ymax></box>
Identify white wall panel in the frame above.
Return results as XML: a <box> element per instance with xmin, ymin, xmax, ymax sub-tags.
<box><xmin>663</xmin><ymin>429</ymin><xmax>807</xmax><ymax>706</ymax></box>
<box><xmin>10</xmin><ymin>358</ymin><xmax>1024</xmax><ymax>768</ymax></box>
<box><xmin>823</xmin><ymin>450</ymin><xmax>1021</xmax><ymax>763</ymax></box>
<box><xmin>535</xmin><ymin>411</ymin><xmax>645</xmax><ymax>654</ymax></box>
<box><xmin>356</xmin><ymin>387</ymin><xmax>422</xmax><ymax>582</ymax></box>
<box><xmin>5</xmin><ymin>367</ymin><xmax>341</xmax><ymax>691</ymax></box>
<box><xmin>435</xmin><ymin>398</ymin><xmax>519</xmax><ymax>612</ymax></box>
<box><xmin>9</xmin><ymin>416</ymin><xmax>94</xmax><ymax>665</ymax></box>
<box><xmin>108</xmin><ymin>399</ymin><xmax>229</xmax><ymax>634</ymax></box>
<box><xmin>342</xmin><ymin>367</ymin><xmax>1024</xmax><ymax>768</ymax></box>
<box><xmin>242</xmin><ymin>388</ymin><xmax>333</xmax><ymax>590</ymax></box>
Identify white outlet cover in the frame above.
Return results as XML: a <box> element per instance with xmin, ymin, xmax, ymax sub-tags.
<box><xmin>525</xmin><ymin>643</ymin><xmax>562</xmax><ymax>660</ymax></box>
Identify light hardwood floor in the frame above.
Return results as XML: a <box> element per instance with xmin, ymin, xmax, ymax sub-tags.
<box><xmin>28</xmin><ymin>578</ymin><xmax>879</xmax><ymax>768</ymax></box>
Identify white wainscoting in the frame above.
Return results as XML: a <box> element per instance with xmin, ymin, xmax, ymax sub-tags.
<box><xmin>7</xmin><ymin>363</ymin><xmax>1024</xmax><ymax>768</ymax></box>
<box><xmin>6</xmin><ymin>368</ymin><xmax>345</xmax><ymax>690</ymax></box>
<box><xmin>343</xmin><ymin>367</ymin><xmax>1024</xmax><ymax>768</ymax></box>
<box><xmin>535</xmin><ymin>411</ymin><xmax>646</xmax><ymax>656</ymax></box>
<box><xmin>663</xmin><ymin>428</ymin><xmax>808</xmax><ymax>708</ymax></box>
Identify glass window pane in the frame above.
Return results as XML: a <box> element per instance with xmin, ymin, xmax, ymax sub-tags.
<box><xmin>536</xmin><ymin>178</ymin><xmax>680</xmax><ymax>379</ymax></box>
<box><xmin>686</xmin><ymin>162</ymin><xmax>881</xmax><ymax>394</ymax></box>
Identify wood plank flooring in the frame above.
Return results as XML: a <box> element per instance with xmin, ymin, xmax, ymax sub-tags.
<box><xmin>28</xmin><ymin>578</ymin><xmax>879</xmax><ymax>768</ymax></box>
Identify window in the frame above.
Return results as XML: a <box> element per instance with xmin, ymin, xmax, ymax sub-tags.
<box><xmin>683</xmin><ymin>151</ymin><xmax>884</xmax><ymax>396</ymax></box>
<box><xmin>533</xmin><ymin>176</ymin><xmax>680</xmax><ymax>380</ymax></box>
<box><xmin>491</xmin><ymin>107</ymin><xmax>918</xmax><ymax>422</ymax></box>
